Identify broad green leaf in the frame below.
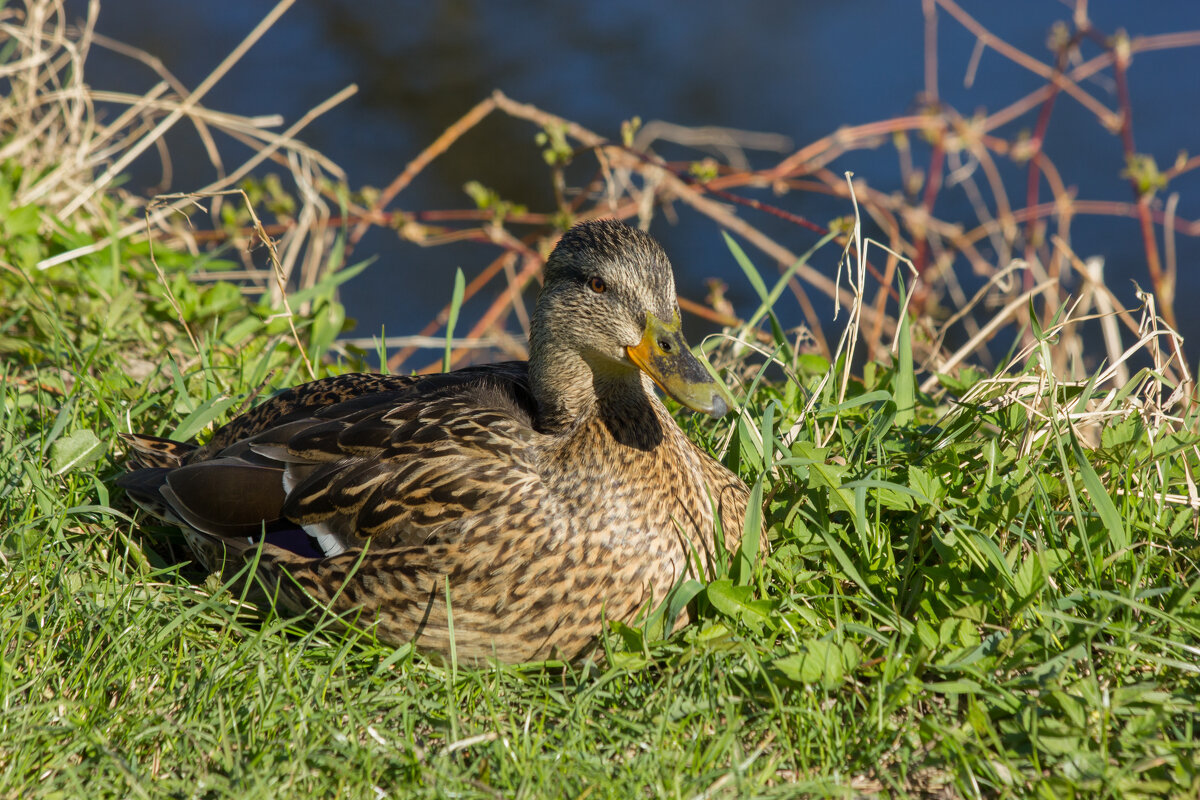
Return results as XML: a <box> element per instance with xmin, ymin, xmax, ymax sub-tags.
<box><xmin>705</xmin><ymin>578</ymin><xmax>775</xmax><ymax>631</ymax></box>
<box><xmin>774</xmin><ymin>639</ymin><xmax>854</xmax><ymax>689</ymax></box>
<box><xmin>50</xmin><ymin>429</ymin><xmax>104</xmax><ymax>475</ymax></box>
<box><xmin>906</xmin><ymin>466</ymin><xmax>940</xmax><ymax>504</ymax></box>
<box><xmin>916</xmin><ymin>619</ymin><xmax>939</xmax><ymax>650</ymax></box>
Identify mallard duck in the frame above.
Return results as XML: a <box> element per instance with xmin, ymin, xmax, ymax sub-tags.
<box><xmin>119</xmin><ymin>219</ymin><xmax>751</xmax><ymax>663</ymax></box>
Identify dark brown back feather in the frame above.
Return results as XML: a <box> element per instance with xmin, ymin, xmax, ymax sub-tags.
<box><xmin>162</xmin><ymin>460</ymin><xmax>288</xmax><ymax>537</ymax></box>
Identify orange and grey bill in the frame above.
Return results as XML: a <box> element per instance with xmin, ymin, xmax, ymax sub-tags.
<box><xmin>626</xmin><ymin>312</ymin><xmax>729</xmax><ymax>417</ymax></box>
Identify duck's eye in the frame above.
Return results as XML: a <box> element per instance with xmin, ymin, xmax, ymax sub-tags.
<box><xmin>587</xmin><ymin>276</ymin><xmax>607</xmax><ymax>294</ymax></box>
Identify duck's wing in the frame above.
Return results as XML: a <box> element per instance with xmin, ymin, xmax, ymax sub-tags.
<box><xmin>119</xmin><ymin>363</ymin><xmax>538</xmax><ymax>556</ymax></box>
<box><xmin>117</xmin><ymin>372</ymin><xmax>425</xmax><ymax>474</ymax></box>
<box><xmin>257</xmin><ymin>379</ymin><xmax>541</xmax><ymax>552</ymax></box>
<box><xmin>189</xmin><ymin>372</ymin><xmax>437</xmax><ymax>460</ymax></box>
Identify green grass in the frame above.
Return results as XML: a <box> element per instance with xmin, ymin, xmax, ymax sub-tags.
<box><xmin>3</xmin><ymin>164</ymin><xmax>1199</xmax><ymax>800</ymax></box>
<box><xmin>4</xmin><ymin>1</ymin><xmax>1198</xmax><ymax>794</ymax></box>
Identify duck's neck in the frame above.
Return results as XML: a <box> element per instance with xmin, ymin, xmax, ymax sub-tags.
<box><xmin>529</xmin><ymin>344</ymin><xmax>664</xmax><ymax>450</ymax></box>
<box><xmin>528</xmin><ymin>343</ymin><xmax>595</xmax><ymax>432</ymax></box>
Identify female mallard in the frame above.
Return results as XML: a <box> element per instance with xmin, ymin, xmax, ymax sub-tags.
<box><xmin>119</xmin><ymin>219</ymin><xmax>750</xmax><ymax>663</ymax></box>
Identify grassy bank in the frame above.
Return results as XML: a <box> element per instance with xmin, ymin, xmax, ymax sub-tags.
<box><xmin>4</xmin><ymin>2</ymin><xmax>1200</xmax><ymax>798</ymax></box>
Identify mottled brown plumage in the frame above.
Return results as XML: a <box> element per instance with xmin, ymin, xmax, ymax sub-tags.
<box><xmin>118</xmin><ymin>219</ymin><xmax>751</xmax><ymax>663</ymax></box>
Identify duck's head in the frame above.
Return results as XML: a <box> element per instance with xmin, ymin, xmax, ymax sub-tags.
<box><xmin>530</xmin><ymin>219</ymin><xmax>728</xmax><ymax>422</ymax></box>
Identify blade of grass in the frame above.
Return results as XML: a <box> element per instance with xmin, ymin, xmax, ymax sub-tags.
<box><xmin>444</xmin><ymin>266</ymin><xmax>466</xmax><ymax>373</ymax></box>
<box><xmin>894</xmin><ymin>276</ymin><xmax>915</xmax><ymax>426</ymax></box>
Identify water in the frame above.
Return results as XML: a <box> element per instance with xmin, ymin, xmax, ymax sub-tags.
<box><xmin>85</xmin><ymin>0</ymin><xmax>1200</xmax><ymax>362</ymax></box>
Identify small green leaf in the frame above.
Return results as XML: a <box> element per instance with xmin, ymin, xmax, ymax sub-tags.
<box><xmin>3</xmin><ymin>203</ymin><xmax>40</xmax><ymax>237</ymax></box>
<box><xmin>906</xmin><ymin>466</ymin><xmax>940</xmax><ymax>504</ymax></box>
<box><xmin>916</xmin><ymin>619</ymin><xmax>939</xmax><ymax>650</ymax></box>
<box><xmin>704</xmin><ymin>578</ymin><xmax>774</xmax><ymax>632</ymax></box>
<box><xmin>705</xmin><ymin>579</ymin><xmax>750</xmax><ymax>616</ymax></box>
<box><xmin>774</xmin><ymin>639</ymin><xmax>846</xmax><ymax>688</ymax></box>
<box><xmin>609</xmin><ymin>619</ymin><xmax>645</xmax><ymax>653</ymax></box>
<box><xmin>938</xmin><ymin>617</ymin><xmax>980</xmax><ymax>649</ymax></box>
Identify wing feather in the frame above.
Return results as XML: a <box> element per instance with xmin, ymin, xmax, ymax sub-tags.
<box><xmin>279</xmin><ymin>391</ymin><xmax>539</xmax><ymax>547</ymax></box>
<box><xmin>120</xmin><ymin>363</ymin><xmax>542</xmax><ymax>577</ymax></box>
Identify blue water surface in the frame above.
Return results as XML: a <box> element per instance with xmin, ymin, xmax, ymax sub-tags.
<box><xmin>87</xmin><ymin>0</ymin><xmax>1200</xmax><ymax>361</ymax></box>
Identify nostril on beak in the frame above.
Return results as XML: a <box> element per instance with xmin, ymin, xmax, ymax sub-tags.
<box><xmin>708</xmin><ymin>392</ymin><xmax>728</xmax><ymax>418</ymax></box>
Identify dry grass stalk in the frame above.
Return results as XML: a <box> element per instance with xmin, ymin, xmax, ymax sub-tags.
<box><xmin>3</xmin><ymin>0</ymin><xmax>352</xmax><ymax>305</ymax></box>
<box><xmin>337</xmin><ymin>1</ymin><xmax>1199</xmax><ymax>387</ymax></box>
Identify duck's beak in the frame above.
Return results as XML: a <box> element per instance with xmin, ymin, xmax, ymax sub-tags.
<box><xmin>626</xmin><ymin>312</ymin><xmax>729</xmax><ymax>417</ymax></box>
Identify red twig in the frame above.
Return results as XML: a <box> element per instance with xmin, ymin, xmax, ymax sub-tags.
<box><xmin>1111</xmin><ymin>33</ymin><xmax>1175</xmax><ymax>330</ymax></box>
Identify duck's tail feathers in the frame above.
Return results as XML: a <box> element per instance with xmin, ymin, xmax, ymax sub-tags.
<box><xmin>118</xmin><ymin>432</ymin><xmax>197</xmax><ymax>470</ymax></box>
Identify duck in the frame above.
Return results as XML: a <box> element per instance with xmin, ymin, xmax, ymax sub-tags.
<box><xmin>118</xmin><ymin>219</ymin><xmax>751</xmax><ymax>663</ymax></box>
